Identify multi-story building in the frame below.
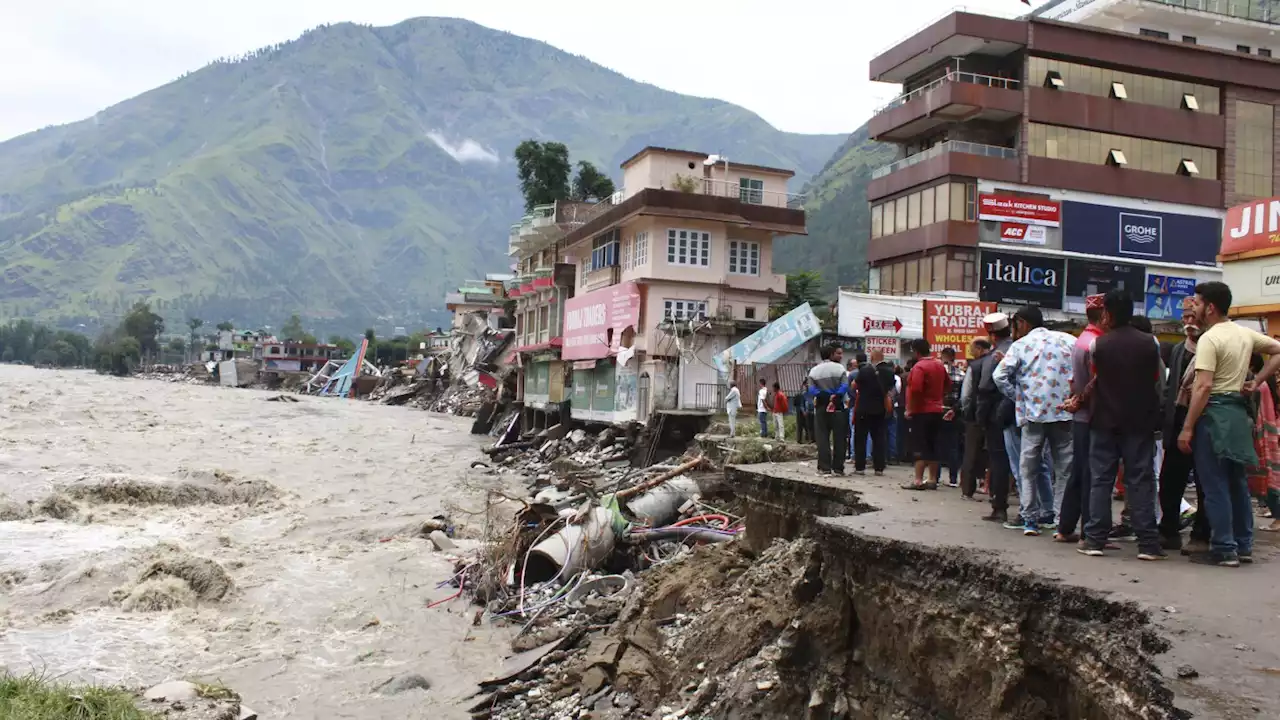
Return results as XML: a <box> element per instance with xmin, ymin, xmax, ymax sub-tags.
<box><xmin>508</xmin><ymin>201</ymin><xmax>595</xmax><ymax>429</ymax></box>
<box><xmin>445</xmin><ymin>274</ymin><xmax>511</xmax><ymax>329</ymax></box>
<box><xmin>260</xmin><ymin>341</ymin><xmax>342</xmax><ymax>372</ymax></box>
<box><xmin>556</xmin><ymin>147</ymin><xmax>807</xmax><ymax>424</ymax></box>
<box><xmin>864</xmin><ymin>5</ymin><xmax>1278</xmax><ymax>320</ymax></box>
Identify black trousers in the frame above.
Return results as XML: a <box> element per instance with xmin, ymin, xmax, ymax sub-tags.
<box><xmin>854</xmin><ymin>412</ymin><xmax>887</xmax><ymax>472</ymax></box>
<box><xmin>795</xmin><ymin>410</ymin><xmax>811</xmax><ymax>444</ymax></box>
<box><xmin>1057</xmin><ymin>421</ymin><xmax>1093</xmax><ymax>537</ymax></box>
<box><xmin>1158</xmin><ymin>436</ymin><xmax>1209</xmax><ymax>542</ymax></box>
<box><xmin>985</xmin><ymin>418</ymin><xmax>1011</xmax><ymax>512</ymax></box>
<box><xmin>815</xmin><ymin>408</ymin><xmax>849</xmax><ymax>473</ymax></box>
<box><xmin>960</xmin><ymin>421</ymin><xmax>987</xmax><ymax>497</ymax></box>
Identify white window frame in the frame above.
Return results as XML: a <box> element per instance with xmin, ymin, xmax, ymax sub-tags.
<box><xmin>666</xmin><ymin>229</ymin><xmax>710</xmax><ymax>267</ymax></box>
<box><xmin>728</xmin><ymin>240</ymin><xmax>760</xmax><ymax>276</ymax></box>
<box><xmin>633</xmin><ymin>231</ymin><xmax>649</xmax><ymax>267</ymax></box>
<box><xmin>621</xmin><ymin>236</ymin><xmax>632</xmax><ymax>270</ymax></box>
<box><xmin>663</xmin><ymin>299</ymin><xmax>708</xmax><ymax>321</ymax></box>
<box><xmin>739</xmin><ymin>177</ymin><xmax>764</xmax><ymax>204</ymax></box>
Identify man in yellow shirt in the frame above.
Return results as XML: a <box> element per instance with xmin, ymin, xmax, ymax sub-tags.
<box><xmin>1178</xmin><ymin>281</ymin><xmax>1280</xmax><ymax>566</ymax></box>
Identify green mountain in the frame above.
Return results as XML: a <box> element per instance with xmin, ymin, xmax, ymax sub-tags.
<box><xmin>0</xmin><ymin>18</ymin><xmax>843</xmax><ymax>335</ymax></box>
<box><xmin>775</xmin><ymin>124</ymin><xmax>893</xmax><ymax>290</ymax></box>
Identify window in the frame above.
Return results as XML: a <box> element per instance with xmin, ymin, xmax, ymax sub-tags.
<box><xmin>590</xmin><ymin>230</ymin><xmax>619</xmax><ymax>270</ymax></box>
<box><xmin>1239</xmin><ymin>45</ymin><xmax>1252</xmax><ymax>54</ymax></box>
<box><xmin>1027</xmin><ymin>57</ymin><xmax>1219</xmax><ymax>113</ymax></box>
<box><xmin>744</xmin><ymin>306</ymin><xmax>756</xmax><ymax>320</ymax></box>
<box><xmin>894</xmin><ymin>197</ymin><xmax>907</xmax><ymax>231</ymax></box>
<box><xmin>1182</xmin><ymin>35</ymin><xmax>1197</xmax><ymax>44</ymax></box>
<box><xmin>1261</xmin><ymin>48</ymin><xmax>1273</xmax><ymax>57</ymax></box>
<box><xmin>884</xmin><ymin>199</ymin><xmax>897</xmax><ymax>235</ymax></box>
<box><xmin>633</xmin><ymin>231</ymin><xmax>649</xmax><ymax>267</ymax></box>
<box><xmin>905</xmin><ymin>259</ymin><xmax>919</xmax><ymax>293</ymax></box>
<box><xmin>934</xmin><ymin>183</ymin><xmax>949</xmax><ymax>223</ymax></box>
<box><xmin>920</xmin><ymin>186</ymin><xmax>935</xmax><ymax>226</ymax></box>
<box><xmin>1139</xmin><ymin>28</ymin><xmax>1169</xmax><ymax>39</ymax></box>
<box><xmin>664</xmin><ymin>299</ymin><xmax>708</xmax><ymax>321</ymax></box>
<box><xmin>1235</xmin><ymin>100</ymin><xmax>1275</xmax><ymax>198</ymax></box>
<box><xmin>728</xmin><ymin>240</ymin><xmax>760</xmax><ymax>275</ymax></box>
<box><xmin>906</xmin><ymin>193</ymin><xmax>920</xmax><ymax>230</ymax></box>
<box><xmin>666</xmin><ymin>229</ymin><xmax>711</xmax><ymax>266</ymax></box>
<box><xmin>871</xmin><ymin>204</ymin><xmax>883</xmax><ymax>238</ymax></box>
<box><xmin>1027</xmin><ymin>123</ymin><xmax>1219</xmax><ymax>179</ymax></box>
<box><xmin>931</xmin><ymin>253</ymin><xmax>946</xmax><ymax>292</ymax></box>
<box><xmin>620</xmin><ymin>236</ymin><xmax>632</xmax><ymax>270</ymax></box>
<box><xmin>739</xmin><ymin>177</ymin><xmax>764</xmax><ymax>204</ymax></box>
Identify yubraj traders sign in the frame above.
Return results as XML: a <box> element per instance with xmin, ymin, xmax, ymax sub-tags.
<box><xmin>562</xmin><ymin>281</ymin><xmax>642</xmax><ymax>361</ymax></box>
<box><xmin>924</xmin><ymin>300</ymin><xmax>996</xmax><ymax>358</ymax></box>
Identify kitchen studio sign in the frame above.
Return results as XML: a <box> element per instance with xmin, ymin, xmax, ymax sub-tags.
<box><xmin>979</xmin><ymin>250</ymin><xmax>1065</xmax><ymax>309</ymax></box>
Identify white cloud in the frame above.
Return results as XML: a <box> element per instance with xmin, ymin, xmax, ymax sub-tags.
<box><xmin>426</xmin><ymin>131</ymin><xmax>499</xmax><ymax>164</ymax></box>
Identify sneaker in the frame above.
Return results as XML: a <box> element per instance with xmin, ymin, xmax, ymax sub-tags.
<box><xmin>1078</xmin><ymin>544</ymin><xmax>1105</xmax><ymax>557</ymax></box>
<box><xmin>833</xmin><ymin>469</ymin><xmax>846</xmax><ymax>476</ymax></box>
<box><xmin>1040</xmin><ymin>520</ymin><xmax>1058</xmax><ymax>531</ymax></box>
<box><xmin>1109</xmin><ymin>525</ymin><xmax>1137</xmax><ymax>542</ymax></box>
<box><xmin>1159</xmin><ymin>535</ymin><xmax>1182</xmax><ymax>552</ymax></box>
<box><xmin>1003</xmin><ymin>520</ymin><xmax>1025</xmax><ymax>530</ymax></box>
<box><xmin>947</xmin><ymin>479</ymin><xmax>959</xmax><ymax>488</ymax></box>
<box><xmin>1181</xmin><ymin>538</ymin><xmax>1210</xmax><ymax>556</ymax></box>
<box><xmin>852</xmin><ymin>469</ymin><xmax>866</xmax><ymax>476</ymax></box>
<box><xmin>1023</xmin><ymin>524</ymin><xmax>1041</xmax><ymax>536</ymax></box>
<box><xmin>1239</xmin><ymin>552</ymin><xmax>1253</xmax><ymax>564</ymax></box>
<box><xmin>982</xmin><ymin>510</ymin><xmax>1008</xmax><ymax>524</ymax></box>
<box><xmin>1191</xmin><ymin>552</ymin><xmax>1240</xmax><ymax>567</ymax></box>
<box><xmin>1137</xmin><ymin>550</ymin><xmax>1168</xmax><ymax>561</ymax></box>
<box><xmin>873</xmin><ymin>470</ymin><xmax>885</xmax><ymax>477</ymax></box>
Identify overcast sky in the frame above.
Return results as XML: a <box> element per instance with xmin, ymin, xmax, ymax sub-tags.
<box><xmin>0</xmin><ymin>0</ymin><xmax>1033</xmax><ymax>142</ymax></box>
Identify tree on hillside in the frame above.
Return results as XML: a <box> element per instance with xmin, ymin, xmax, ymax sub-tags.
<box><xmin>570</xmin><ymin>161</ymin><xmax>616</xmax><ymax>203</ymax></box>
<box><xmin>281</xmin><ymin>314</ymin><xmax>306</xmax><ymax>341</ymax></box>
<box><xmin>364</xmin><ymin>328</ymin><xmax>376</xmax><ymax>345</ymax></box>
<box><xmin>772</xmin><ymin>271</ymin><xmax>830</xmax><ymax>321</ymax></box>
<box><xmin>186</xmin><ymin>318</ymin><xmax>204</xmax><ymax>361</ymax></box>
<box><xmin>514</xmin><ymin>140</ymin><xmax>571</xmax><ymax>211</ymax></box>
<box><xmin>216</xmin><ymin>321</ymin><xmax>234</xmax><ymax>332</ymax></box>
<box><xmin>123</xmin><ymin>301</ymin><xmax>164</xmax><ymax>355</ymax></box>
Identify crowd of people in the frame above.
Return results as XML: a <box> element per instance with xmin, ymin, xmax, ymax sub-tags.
<box><xmin>736</xmin><ymin>281</ymin><xmax>1280</xmax><ymax>567</ymax></box>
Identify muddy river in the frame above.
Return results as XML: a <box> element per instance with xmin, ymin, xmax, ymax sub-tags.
<box><xmin>0</xmin><ymin>364</ymin><xmax>512</xmax><ymax>718</ymax></box>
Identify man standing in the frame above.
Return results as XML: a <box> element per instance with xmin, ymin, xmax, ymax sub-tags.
<box><xmin>1158</xmin><ymin>297</ymin><xmax>1209</xmax><ymax>552</ymax></box>
<box><xmin>940</xmin><ymin>347</ymin><xmax>967</xmax><ymax>488</ymax></box>
<box><xmin>1178</xmin><ymin>281</ymin><xmax>1280</xmax><ymax>566</ymax></box>
<box><xmin>1055</xmin><ymin>294</ymin><xmax>1105</xmax><ymax>543</ymax></box>
<box><xmin>1078</xmin><ymin>289</ymin><xmax>1164</xmax><ymax>560</ymax></box>
<box><xmin>959</xmin><ymin>339</ymin><xmax>991</xmax><ymax>499</ymax></box>
<box><xmin>792</xmin><ymin>379</ymin><xmax>812</xmax><ymax>444</ymax></box>
<box><xmin>756</xmin><ymin>378</ymin><xmax>770</xmax><ymax>436</ymax></box>
<box><xmin>852</xmin><ymin>351</ymin><xmax>891</xmax><ymax>476</ymax></box>
<box><xmin>771</xmin><ymin>382</ymin><xmax>788</xmax><ymax>440</ymax></box>
<box><xmin>725</xmin><ymin>381</ymin><xmax>742</xmax><ymax>437</ymax></box>
<box><xmin>977</xmin><ymin>313</ymin><xmax>1016</xmax><ymax>523</ymax></box>
<box><xmin>809</xmin><ymin>344</ymin><xmax>850</xmax><ymax>476</ymax></box>
<box><xmin>993</xmin><ymin>305</ymin><xmax>1075</xmax><ymax>536</ymax></box>
<box><xmin>903</xmin><ymin>338</ymin><xmax>950</xmax><ymax>490</ymax></box>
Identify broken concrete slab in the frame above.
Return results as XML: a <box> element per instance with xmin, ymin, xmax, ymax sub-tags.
<box><xmin>429</xmin><ymin>530</ymin><xmax>456</xmax><ymax>551</ymax></box>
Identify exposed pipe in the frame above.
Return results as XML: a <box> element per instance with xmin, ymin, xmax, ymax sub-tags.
<box><xmin>522</xmin><ymin>507</ymin><xmax>615</xmax><ymax>584</ymax></box>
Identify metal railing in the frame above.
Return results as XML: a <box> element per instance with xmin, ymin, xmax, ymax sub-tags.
<box><xmin>1147</xmin><ymin>0</ymin><xmax>1280</xmax><ymax>26</ymax></box>
<box><xmin>873</xmin><ymin>71</ymin><xmax>1021</xmax><ymax>116</ymax></box>
<box><xmin>700</xmin><ymin>178</ymin><xmax>806</xmax><ymax>209</ymax></box>
<box><xmin>692</xmin><ymin>383</ymin><xmax>727</xmax><ymax>411</ymax></box>
<box><xmin>870</xmin><ymin>140</ymin><xmax>1017</xmax><ymax>179</ymax></box>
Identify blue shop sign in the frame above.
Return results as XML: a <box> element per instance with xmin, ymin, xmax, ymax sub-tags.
<box><xmin>1145</xmin><ymin>273</ymin><xmax>1197</xmax><ymax>296</ymax></box>
<box><xmin>1061</xmin><ymin>201</ymin><xmax>1220</xmax><ymax>267</ymax></box>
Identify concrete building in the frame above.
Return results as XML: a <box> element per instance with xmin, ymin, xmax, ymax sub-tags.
<box><xmin>445</xmin><ymin>275</ymin><xmax>511</xmax><ymax>330</ymax></box>
<box><xmin>864</xmin><ymin>5</ymin><xmax>1279</xmax><ymax>321</ymax></box>
<box><xmin>557</xmin><ymin>147</ymin><xmax>807</xmax><ymax>424</ymax></box>
<box><xmin>260</xmin><ymin>341</ymin><xmax>342</xmax><ymax>373</ymax></box>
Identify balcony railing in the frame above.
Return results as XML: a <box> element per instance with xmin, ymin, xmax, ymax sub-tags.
<box><xmin>871</xmin><ymin>140</ymin><xmax>1017</xmax><ymax>179</ymax></box>
<box><xmin>700</xmin><ymin>178</ymin><xmax>806</xmax><ymax>209</ymax></box>
<box><xmin>1147</xmin><ymin>0</ymin><xmax>1280</xmax><ymax>26</ymax></box>
<box><xmin>873</xmin><ymin>71</ymin><xmax>1021</xmax><ymax>116</ymax></box>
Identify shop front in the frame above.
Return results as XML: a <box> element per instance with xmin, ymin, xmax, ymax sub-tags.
<box><xmin>562</xmin><ymin>281</ymin><xmax>643</xmax><ymax>425</ymax></box>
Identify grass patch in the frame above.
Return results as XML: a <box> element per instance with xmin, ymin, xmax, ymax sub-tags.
<box><xmin>0</xmin><ymin>672</ymin><xmax>154</xmax><ymax>720</ymax></box>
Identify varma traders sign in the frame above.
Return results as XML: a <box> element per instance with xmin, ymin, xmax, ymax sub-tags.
<box><xmin>562</xmin><ymin>281</ymin><xmax>642</xmax><ymax>361</ymax></box>
<box><xmin>1062</xmin><ymin>201</ymin><xmax>1221</xmax><ymax>267</ymax></box>
<box><xmin>978</xmin><ymin>193</ymin><xmax>1061</xmax><ymax>227</ymax></box>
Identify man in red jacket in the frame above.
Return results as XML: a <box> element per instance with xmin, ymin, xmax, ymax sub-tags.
<box><xmin>904</xmin><ymin>338</ymin><xmax>951</xmax><ymax>490</ymax></box>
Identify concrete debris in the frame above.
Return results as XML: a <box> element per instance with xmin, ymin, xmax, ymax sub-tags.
<box><xmin>429</xmin><ymin>530</ymin><xmax>457</xmax><ymax>551</ymax></box>
<box><xmin>140</xmin><ymin>680</ymin><xmax>251</xmax><ymax>720</ymax></box>
<box><xmin>374</xmin><ymin>673</ymin><xmax>432</xmax><ymax>695</ymax></box>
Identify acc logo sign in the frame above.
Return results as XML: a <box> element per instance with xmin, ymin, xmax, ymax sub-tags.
<box><xmin>1118</xmin><ymin>212</ymin><xmax>1163</xmax><ymax>258</ymax></box>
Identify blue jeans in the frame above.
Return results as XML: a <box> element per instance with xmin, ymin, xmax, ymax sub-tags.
<box><xmin>1193</xmin><ymin>416</ymin><xmax>1254</xmax><ymax>556</ymax></box>
<box><xmin>758</xmin><ymin>411</ymin><xmax>769</xmax><ymax>436</ymax></box>
<box><xmin>1006</xmin><ymin>425</ymin><xmax>1054</xmax><ymax>524</ymax></box>
<box><xmin>888</xmin><ymin>415</ymin><xmax>899</xmax><ymax>461</ymax></box>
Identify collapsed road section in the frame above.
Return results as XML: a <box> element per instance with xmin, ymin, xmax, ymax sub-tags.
<box><xmin>443</xmin><ymin>447</ymin><xmax>1224</xmax><ymax>720</ymax></box>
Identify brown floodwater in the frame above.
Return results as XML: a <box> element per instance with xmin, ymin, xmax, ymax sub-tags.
<box><xmin>0</xmin><ymin>364</ymin><xmax>512</xmax><ymax>718</ymax></box>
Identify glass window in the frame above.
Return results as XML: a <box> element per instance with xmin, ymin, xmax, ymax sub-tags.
<box><xmin>1026</xmin><ymin>56</ymin><xmax>1219</xmax><ymax>113</ymax></box>
<box><xmin>664</xmin><ymin>299</ymin><xmax>708</xmax><ymax>320</ymax></box>
<box><xmin>905</xmin><ymin>259</ymin><xmax>919</xmax><ymax>293</ymax></box>
<box><xmin>1026</xmin><ymin>123</ymin><xmax>1218</xmax><ymax>180</ymax></box>
<box><xmin>634</xmin><ymin>231</ymin><xmax>649</xmax><ymax>266</ymax></box>
<box><xmin>728</xmin><ymin>240</ymin><xmax>760</xmax><ymax>275</ymax></box>
<box><xmin>591</xmin><ymin>230</ymin><xmax>619</xmax><ymax>270</ymax></box>
<box><xmin>892</xmin><ymin>262</ymin><xmax>905</xmax><ymax>293</ymax></box>
<box><xmin>1235</xmin><ymin>100</ymin><xmax>1275</xmax><ymax>199</ymax></box>
<box><xmin>883</xmin><ymin>199</ymin><xmax>896</xmax><ymax>235</ymax></box>
<box><xmin>871</xmin><ymin>204</ymin><xmax>883</xmax><ymax>239</ymax></box>
<box><xmin>895</xmin><ymin>197</ymin><xmax>908</xmax><ymax>232</ymax></box>
<box><xmin>907</xmin><ymin>193</ymin><xmax>920</xmax><ymax>230</ymax></box>
<box><xmin>920</xmin><ymin>186</ymin><xmax>936</xmax><ymax>226</ymax></box>
<box><xmin>666</xmin><ymin>229</ymin><xmax>711</xmax><ymax>266</ymax></box>
<box><xmin>950</xmin><ymin>182</ymin><xmax>966</xmax><ymax>221</ymax></box>
<box><xmin>739</xmin><ymin>177</ymin><xmax>764</xmax><ymax>204</ymax></box>
<box><xmin>934</xmin><ymin>183</ymin><xmax>949</xmax><ymax>223</ymax></box>
<box><xmin>931</xmin><ymin>253</ymin><xmax>946</xmax><ymax>291</ymax></box>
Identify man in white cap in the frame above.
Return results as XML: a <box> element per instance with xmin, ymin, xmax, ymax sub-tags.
<box><xmin>973</xmin><ymin>312</ymin><xmax>1015</xmax><ymax>524</ymax></box>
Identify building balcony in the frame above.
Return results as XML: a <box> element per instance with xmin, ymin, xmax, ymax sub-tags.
<box><xmin>871</xmin><ymin>11</ymin><xmax>1027</xmax><ymax>83</ymax></box>
<box><xmin>563</xmin><ymin>188</ymin><xmax>807</xmax><ymax>249</ymax></box>
<box><xmin>1025</xmin><ymin>156</ymin><xmax>1223</xmax><ymax>208</ymax></box>
<box><xmin>1144</xmin><ymin>0</ymin><xmax>1280</xmax><ymax>27</ymax></box>
<box><xmin>869</xmin><ymin>71</ymin><xmax>1022</xmax><ymax>142</ymax></box>
<box><xmin>868</xmin><ymin>141</ymin><xmax>1019</xmax><ymax>200</ymax></box>
<box><xmin>583</xmin><ymin>265</ymin><xmax>621</xmax><ymax>292</ymax></box>
<box><xmin>699</xmin><ymin>178</ymin><xmax>805</xmax><ymax>210</ymax></box>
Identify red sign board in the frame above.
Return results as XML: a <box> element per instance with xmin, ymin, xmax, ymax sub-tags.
<box><xmin>924</xmin><ymin>300</ymin><xmax>997</xmax><ymax>359</ymax></box>
<box><xmin>1221</xmin><ymin>197</ymin><xmax>1280</xmax><ymax>258</ymax></box>
<box><xmin>978</xmin><ymin>193</ymin><xmax>1061</xmax><ymax>227</ymax></box>
<box><xmin>561</xmin><ymin>281</ymin><xmax>642</xmax><ymax>361</ymax></box>
<box><xmin>863</xmin><ymin>316</ymin><xmax>902</xmax><ymax>334</ymax></box>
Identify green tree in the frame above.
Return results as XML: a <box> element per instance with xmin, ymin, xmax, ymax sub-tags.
<box><xmin>281</xmin><ymin>314</ymin><xmax>306</xmax><ymax>341</ymax></box>
<box><xmin>772</xmin><ymin>271</ymin><xmax>829</xmax><ymax>320</ymax></box>
<box><xmin>167</xmin><ymin>337</ymin><xmax>187</xmax><ymax>354</ymax></box>
<box><xmin>514</xmin><ymin>140</ymin><xmax>571</xmax><ymax>211</ymax></box>
<box><xmin>122</xmin><ymin>301</ymin><xmax>164</xmax><ymax>355</ymax></box>
<box><xmin>570</xmin><ymin>161</ymin><xmax>616</xmax><ymax>202</ymax></box>
<box><xmin>364</xmin><ymin>328</ymin><xmax>376</xmax><ymax>345</ymax></box>
<box><xmin>216</xmin><ymin>321</ymin><xmax>234</xmax><ymax>332</ymax></box>
<box><xmin>186</xmin><ymin>318</ymin><xmax>203</xmax><ymax>359</ymax></box>
<box><xmin>328</xmin><ymin>335</ymin><xmax>356</xmax><ymax>356</ymax></box>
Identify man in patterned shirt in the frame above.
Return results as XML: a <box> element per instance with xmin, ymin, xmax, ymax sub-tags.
<box><xmin>992</xmin><ymin>305</ymin><xmax>1076</xmax><ymax>536</ymax></box>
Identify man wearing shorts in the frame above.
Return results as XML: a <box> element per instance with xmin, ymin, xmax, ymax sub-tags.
<box><xmin>904</xmin><ymin>338</ymin><xmax>950</xmax><ymax>489</ymax></box>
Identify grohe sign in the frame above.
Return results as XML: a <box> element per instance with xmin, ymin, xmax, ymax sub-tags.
<box><xmin>1062</xmin><ymin>201</ymin><xmax>1220</xmax><ymax>267</ymax></box>
<box><xmin>979</xmin><ymin>250</ymin><xmax>1065</xmax><ymax>309</ymax></box>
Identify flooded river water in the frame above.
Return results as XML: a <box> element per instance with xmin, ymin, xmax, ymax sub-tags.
<box><xmin>0</xmin><ymin>365</ymin><xmax>512</xmax><ymax>718</ymax></box>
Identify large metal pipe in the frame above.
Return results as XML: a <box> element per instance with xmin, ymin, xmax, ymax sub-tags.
<box><xmin>624</xmin><ymin>477</ymin><xmax>700</xmax><ymax>526</ymax></box>
<box><xmin>522</xmin><ymin>507</ymin><xmax>615</xmax><ymax>584</ymax></box>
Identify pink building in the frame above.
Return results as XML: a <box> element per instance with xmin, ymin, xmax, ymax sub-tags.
<box><xmin>559</xmin><ymin>147</ymin><xmax>808</xmax><ymax>423</ymax></box>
